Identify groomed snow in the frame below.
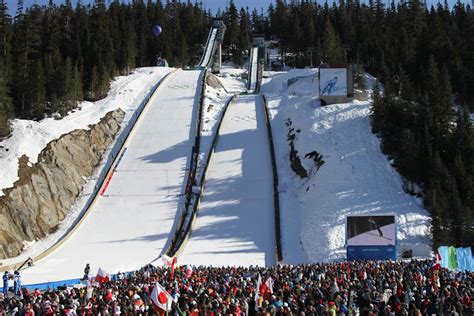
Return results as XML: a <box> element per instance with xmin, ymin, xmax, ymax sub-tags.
<box><xmin>0</xmin><ymin>67</ymin><xmax>173</xmax><ymax>196</ymax></box>
<box><xmin>3</xmin><ymin>65</ymin><xmax>435</xmax><ymax>286</ymax></box>
<box><xmin>249</xmin><ymin>47</ymin><xmax>259</xmax><ymax>92</ymax></box>
<box><xmin>180</xmin><ymin>95</ymin><xmax>276</xmax><ymax>267</ymax></box>
<box><xmin>261</xmin><ymin>69</ymin><xmax>431</xmax><ymax>263</ymax></box>
<box><xmin>19</xmin><ymin>69</ymin><xmax>204</xmax><ymax>284</ymax></box>
<box><xmin>198</xmin><ymin>28</ymin><xmax>218</xmax><ymax>68</ymax></box>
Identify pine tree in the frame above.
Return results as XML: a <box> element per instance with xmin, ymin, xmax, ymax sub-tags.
<box><xmin>0</xmin><ymin>0</ymin><xmax>11</xmax><ymax>70</ymax></box>
<box><xmin>322</xmin><ymin>18</ymin><xmax>345</xmax><ymax>64</ymax></box>
<box><xmin>370</xmin><ymin>80</ymin><xmax>384</xmax><ymax>134</ymax></box>
<box><xmin>224</xmin><ymin>0</ymin><xmax>240</xmax><ymax>64</ymax></box>
<box><xmin>0</xmin><ymin>71</ymin><xmax>12</xmax><ymax>137</ymax></box>
<box><xmin>237</xmin><ymin>8</ymin><xmax>251</xmax><ymax>66</ymax></box>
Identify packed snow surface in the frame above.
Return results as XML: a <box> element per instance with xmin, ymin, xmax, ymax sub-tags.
<box><xmin>3</xmin><ymin>66</ymin><xmax>434</xmax><ymax>285</ymax></box>
<box><xmin>249</xmin><ymin>47</ymin><xmax>259</xmax><ymax>92</ymax></box>
<box><xmin>198</xmin><ymin>28</ymin><xmax>218</xmax><ymax>68</ymax></box>
<box><xmin>180</xmin><ymin>95</ymin><xmax>276</xmax><ymax>267</ymax></box>
<box><xmin>261</xmin><ymin>69</ymin><xmax>431</xmax><ymax>263</ymax></box>
<box><xmin>19</xmin><ymin>69</ymin><xmax>203</xmax><ymax>284</ymax></box>
<box><xmin>0</xmin><ymin>67</ymin><xmax>173</xmax><ymax>196</ymax></box>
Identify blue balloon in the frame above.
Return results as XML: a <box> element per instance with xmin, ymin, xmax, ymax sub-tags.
<box><xmin>152</xmin><ymin>25</ymin><xmax>162</xmax><ymax>37</ymax></box>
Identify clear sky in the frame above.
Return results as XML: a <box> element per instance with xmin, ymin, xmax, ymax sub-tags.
<box><xmin>4</xmin><ymin>0</ymin><xmax>472</xmax><ymax>15</ymax></box>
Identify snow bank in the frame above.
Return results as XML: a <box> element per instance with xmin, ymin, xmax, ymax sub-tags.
<box><xmin>261</xmin><ymin>69</ymin><xmax>431</xmax><ymax>263</ymax></box>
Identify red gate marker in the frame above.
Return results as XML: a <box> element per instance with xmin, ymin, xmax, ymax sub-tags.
<box><xmin>100</xmin><ymin>171</ymin><xmax>116</xmax><ymax>196</ymax></box>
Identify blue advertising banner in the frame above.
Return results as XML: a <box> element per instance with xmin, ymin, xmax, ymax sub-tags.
<box><xmin>347</xmin><ymin>245</ymin><xmax>397</xmax><ymax>261</ymax></box>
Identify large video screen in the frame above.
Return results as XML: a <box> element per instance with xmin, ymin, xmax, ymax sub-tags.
<box><xmin>347</xmin><ymin>215</ymin><xmax>396</xmax><ymax>246</ymax></box>
<box><xmin>319</xmin><ymin>68</ymin><xmax>347</xmax><ymax>96</ymax></box>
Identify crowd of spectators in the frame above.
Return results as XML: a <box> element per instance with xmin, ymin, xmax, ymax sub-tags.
<box><xmin>1</xmin><ymin>260</ymin><xmax>473</xmax><ymax>315</ymax></box>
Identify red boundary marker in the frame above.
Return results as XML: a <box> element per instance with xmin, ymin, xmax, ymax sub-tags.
<box><xmin>100</xmin><ymin>171</ymin><xmax>116</xmax><ymax>196</ymax></box>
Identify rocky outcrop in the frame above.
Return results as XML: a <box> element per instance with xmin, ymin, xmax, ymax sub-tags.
<box><xmin>0</xmin><ymin>109</ymin><xmax>125</xmax><ymax>259</ymax></box>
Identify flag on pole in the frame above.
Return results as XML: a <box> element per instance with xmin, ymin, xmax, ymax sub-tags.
<box><xmin>171</xmin><ymin>257</ymin><xmax>178</xmax><ymax>279</ymax></box>
<box><xmin>162</xmin><ymin>255</ymin><xmax>173</xmax><ymax>267</ymax></box>
<box><xmin>95</xmin><ymin>267</ymin><xmax>110</xmax><ymax>283</ymax></box>
<box><xmin>448</xmin><ymin>246</ymin><xmax>458</xmax><ymax>270</ymax></box>
<box><xmin>151</xmin><ymin>282</ymin><xmax>172</xmax><ymax>312</ymax></box>
<box><xmin>438</xmin><ymin>246</ymin><xmax>449</xmax><ymax>268</ymax></box>
<box><xmin>265</xmin><ymin>277</ymin><xmax>274</xmax><ymax>294</ymax></box>
<box><xmin>433</xmin><ymin>251</ymin><xmax>442</xmax><ymax>270</ymax></box>
<box><xmin>255</xmin><ymin>274</ymin><xmax>262</xmax><ymax>311</ymax></box>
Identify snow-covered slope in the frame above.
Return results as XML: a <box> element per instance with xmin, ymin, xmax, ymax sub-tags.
<box><xmin>0</xmin><ymin>67</ymin><xmax>173</xmax><ymax>196</ymax></box>
<box><xmin>2</xmin><ymin>66</ymin><xmax>434</xmax><ymax>286</ymax></box>
<box><xmin>261</xmin><ymin>69</ymin><xmax>431</xmax><ymax>263</ymax></box>
<box><xmin>198</xmin><ymin>28</ymin><xmax>218</xmax><ymax>68</ymax></box>
<box><xmin>19</xmin><ymin>70</ymin><xmax>203</xmax><ymax>284</ymax></box>
<box><xmin>180</xmin><ymin>95</ymin><xmax>276</xmax><ymax>267</ymax></box>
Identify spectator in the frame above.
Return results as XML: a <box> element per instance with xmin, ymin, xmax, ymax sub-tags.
<box><xmin>0</xmin><ymin>260</ymin><xmax>473</xmax><ymax>315</ymax></box>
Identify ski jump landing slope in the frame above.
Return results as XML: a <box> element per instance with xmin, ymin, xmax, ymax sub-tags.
<box><xmin>21</xmin><ymin>70</ymin><xmax>204</xmax><ymax>285</ymax></box>
<box><xmin>180</xmin><ymin>95</ymin><xmax>276</xmax><ymax>267</ymax></box>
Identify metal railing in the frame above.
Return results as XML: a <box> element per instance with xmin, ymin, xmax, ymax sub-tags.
<box><xmin>261</xmin><ymin>94</ymin><xmax>283</xmax><ymax>262</ymax></box>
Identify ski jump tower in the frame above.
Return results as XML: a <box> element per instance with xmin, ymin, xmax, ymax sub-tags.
<box><xmin>197</xmin><ymin>19</ymin><xmax>226</xmax><ymax>73</ymax></box>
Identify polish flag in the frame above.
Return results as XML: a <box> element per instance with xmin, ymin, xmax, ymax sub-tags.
<box><xmin>151</xmin><ymin>282</ymin><xmax>172</xmax><ymax>311</ymax></box>
<box><xmin>171</xmin><ymin>257</ymin><xmax>178</xmax><ymax>271</ymax></box>
<box><xmin>153</xmin><ymin>255</ymin><xmax>173</xmax><ymax>268</ymax></box>
<box><xmin>162</xmin><ymin>255</ymin><xmax>173</xmax><ymax>267</ymax></box>
<box><xmin>95</xmin><ymin>267</ymin><xmax>110</xmax><ymax>283</ymax></box>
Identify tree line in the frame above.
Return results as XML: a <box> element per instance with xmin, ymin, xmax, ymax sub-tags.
<box><xmin>0</xmin><ymin>0</ymin><xmax>211</xmax><ymax>136</ymax></box>
<box><xmin>0</xmin><ymin>0</ymin><xmax>472</xmax><ymax>248</ymax></box>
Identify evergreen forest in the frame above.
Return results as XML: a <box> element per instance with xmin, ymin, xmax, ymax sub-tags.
<box><xmin>0</xmin><ymin>0</ymin><xmax>472</xmax><ymax>249</ymax></box>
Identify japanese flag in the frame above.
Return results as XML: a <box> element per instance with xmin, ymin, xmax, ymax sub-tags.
<box><xmin>151</xmin><ymin>282</ymin><xmax>172</xmax><ymax>311</ymax></box>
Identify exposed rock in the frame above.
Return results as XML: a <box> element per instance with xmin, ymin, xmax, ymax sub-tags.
<box><xmin>290</xmin><ymin>143</ymin><xmax>308</xmax><ymax>179</ymax></box>
<box><xmin>0</xmin><ymin>109</ymin><xmax>125</xmax><ymax>259</ymax></box>
<box><xmin>206</xmin><ymin>73</ymin><xmax>226</xmax><ymax>91</ymax></box>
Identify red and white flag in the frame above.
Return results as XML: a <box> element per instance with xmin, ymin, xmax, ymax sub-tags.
<box><xmin>434</xmin><ymin>251</ymin><xmax>442</xmax><ymax>270</ymax></box>
<box><xmin>265</xmin><ymin>277</ymin><xmax>274</xmax><ymax>294</ymax></box>
<box><xmin>170</xmin><ymin>257</ymin><xmax>178</xmax><ymax>278</ymax></box>
<box><xmin>95</xmin><ymin>267</ymin><xmax>110</xmax><ymax>283</ymax></box>
<box><xmin>151</xmin><ymin>282</ymin><xmax>172</xmax><ymax>311</ymax></box>
<box><xmin>254</xmin><ymin>274</ymin><xmax>262</xmax><ymax>311</ymax></box>
<box><xmin>256</xmin><ymin>274</ymin><xmax>262</xmax><ymax>294</ymax></box>
<box><xmin>153</xmin><ymin>255</ymin><xmax>175</xmax><ymax>269</ymax></box>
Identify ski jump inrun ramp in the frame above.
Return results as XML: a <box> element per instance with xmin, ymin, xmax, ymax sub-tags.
<box><xmin>248</xmin><ymin>46</ymin><xmax>259</xmax><ymax>92</ymax></box>
<box><xmin>20</xmin><ymin>69</ymin><xmax>204</xmax><ymax>285</ymax></box>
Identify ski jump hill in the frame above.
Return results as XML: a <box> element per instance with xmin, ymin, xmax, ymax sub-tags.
<box><xmin>0</xmin><ymin>28</ymin><xmax>431</xmax><ymax>289</ymax></box>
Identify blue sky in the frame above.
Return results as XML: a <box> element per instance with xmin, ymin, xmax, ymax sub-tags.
<box><xmin>5</xmin><ymin>0</ymin><xmax>472</xmax><ymax>14</ymax></box>
<box><xmin>5</xmin><ymin>0</ymin><xmax>272</xmax><ymax>13</ymax></box>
